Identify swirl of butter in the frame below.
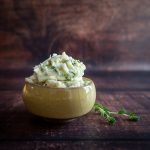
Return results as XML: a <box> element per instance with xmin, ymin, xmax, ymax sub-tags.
<box><xmin>26</xmin><ymin>52</ymin><xmax>88</xmax><ymax>88</ymax></box>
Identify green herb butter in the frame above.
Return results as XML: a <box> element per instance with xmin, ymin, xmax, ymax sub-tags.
<box><xmin>26</xmin><ymin>52</ymin><xmax>89</xmax><ymax>88</ymax></box>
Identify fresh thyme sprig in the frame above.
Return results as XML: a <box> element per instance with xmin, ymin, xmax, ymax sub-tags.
<box><xmin>94</xmin><ymin>102</ymin><xmax>140</xmax><ymax>125</ymax></box>
<box><xmin>94</xmin><ymin>103</ymin><xmax>116</xmax><ymax>125</ymax></box>
<box><xmin>117</xmin><ymin>108</ymin><xmax>140</xmax><ymax>121</ymax></box>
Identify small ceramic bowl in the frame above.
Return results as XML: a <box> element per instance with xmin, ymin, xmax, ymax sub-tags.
<box><xmin>22</xmin><ymin>77</ymin><xmax>96</xmax><ymax>120</ymax></box>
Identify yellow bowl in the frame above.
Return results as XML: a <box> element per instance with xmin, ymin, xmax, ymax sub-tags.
<box><xmin>22</xmin><ymin>77</ymin><xmax>96</xmax><ymax>119</ymax></box>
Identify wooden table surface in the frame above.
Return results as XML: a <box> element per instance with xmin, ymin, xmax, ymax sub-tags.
<box><xmin>0</xmin><ymin>69</ymin><xmax>150</xmax><ymax>150</ymax></box>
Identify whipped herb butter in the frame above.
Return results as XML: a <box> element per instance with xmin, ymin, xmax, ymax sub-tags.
<box><xmin>26</xmin><ymin>52</ymin><xmax>88</xmax><ymax>88</ymax></box>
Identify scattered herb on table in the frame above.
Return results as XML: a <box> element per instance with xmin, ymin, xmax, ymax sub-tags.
<box><xmin>94</xmin><ymin>102</ymin><xmax>140</xmax><ymax>125</ymax></box>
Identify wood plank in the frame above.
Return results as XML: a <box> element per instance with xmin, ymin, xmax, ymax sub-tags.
<box><xmin>0</xmin><ymin>0</ymin><xmax>150</xmax><ymax>70</ymax></box>
<box><xmin>89</xmin><ymin>72</ymin><xmax>150</xmax><ymax>91</ymax></box>
<box><xmin>0</xmin><ymin>71</ymin><xmax>150</xmax><ymax>91</ymax></box>
<box><xmin>0</xmin><ymin>78</ymin><xmax>24</xmax><ymax>91</ymax></box>
<box><xmin>0</xmin><ymin>141</ymin><xmax>150</xmax><ymax>150</ymax></box>
<box><xmin>0</xmin><ymin>91</ymin><xmax>150</xmax><ymax>141</ymax></box>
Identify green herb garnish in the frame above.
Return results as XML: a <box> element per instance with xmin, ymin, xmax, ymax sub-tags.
<box><xmin>117</xmin><ymin>108</ymin><xmax>140</xmax><ymax>121</ymax></box>
<box><xmin>94</xmin><ymin>103</ymin><xmax>116</xmax><ymax>124</ymax></box>
<box><xmin>94</xmin><ymin>102</ymin><xmax>140</xmax><ymax>125</ymax></box>
<box><xmin>64</xmin><ymin>74</ymin><xmax>71</xmax><ymax>81</ymax></box>
<box><xmin>71</xmin><ymin>71</ymin><xmax>76</xmax><ymax>77</ymax></box>
<box><xmin>51</xmin><ymin>66</ymin><xmax>58</xmax><ymax>73</ymax></box>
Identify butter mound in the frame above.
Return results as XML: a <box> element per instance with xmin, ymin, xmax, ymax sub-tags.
<box><xmin>25</xmin><ymin>52</ymin><xmax>87</xmax><ymax>88</ymax></box>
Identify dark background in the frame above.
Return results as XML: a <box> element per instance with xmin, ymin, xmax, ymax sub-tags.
<box><xmin>0</xmin><ymin>0</ymin><xmax>150</xmax><ymax>71</ymax></box>
<box><xmin>1</xmin><ymin>1</ymin><xmax>150</xmax><ymax>150</ymax></box>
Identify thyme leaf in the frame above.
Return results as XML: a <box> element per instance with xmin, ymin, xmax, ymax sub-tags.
<box><xmin>94</xmin><ymin>102</ymin><xmax>140</xmax><ymax>125</ymax></box>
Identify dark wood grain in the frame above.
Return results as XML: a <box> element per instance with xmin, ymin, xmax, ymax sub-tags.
<box><xmin>0</xmin><ymin>141</ymin><xmax>150</xmax><ymax>150</ymax></box>
<box><xmin>0</xmin><ymin>0</ymin><xmax>150</xmax><ymax>70</ymax></box>
<box><xmin>0</xmin><ymin>91</ymin><xmax>149</xmax><ymax>141</ymax></box>
<box><xmin>0</xmin><ymin>71</ymin><xmax>150</xmax><ymax>149</ymax></box>
<box><xmin>1</xmin><ymin>0</ymin><xmax>150</xmax><ymax>147</ymax></box>
<box><xmin>0</xmin><ymin>70</ymin><xmax>150</xmax><ymax>91</ymax></box>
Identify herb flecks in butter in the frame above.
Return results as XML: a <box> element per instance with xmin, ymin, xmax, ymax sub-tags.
<box><xmin>25</xmin><ymin>52</ymin><xmax>88</xmax><ymax>88</ymax></box>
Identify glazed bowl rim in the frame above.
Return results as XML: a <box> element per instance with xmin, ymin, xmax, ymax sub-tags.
<box><xmin>24</xmin><ymin>77</ymin><xmax>94</xmax><ymax>90</ymax></box>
